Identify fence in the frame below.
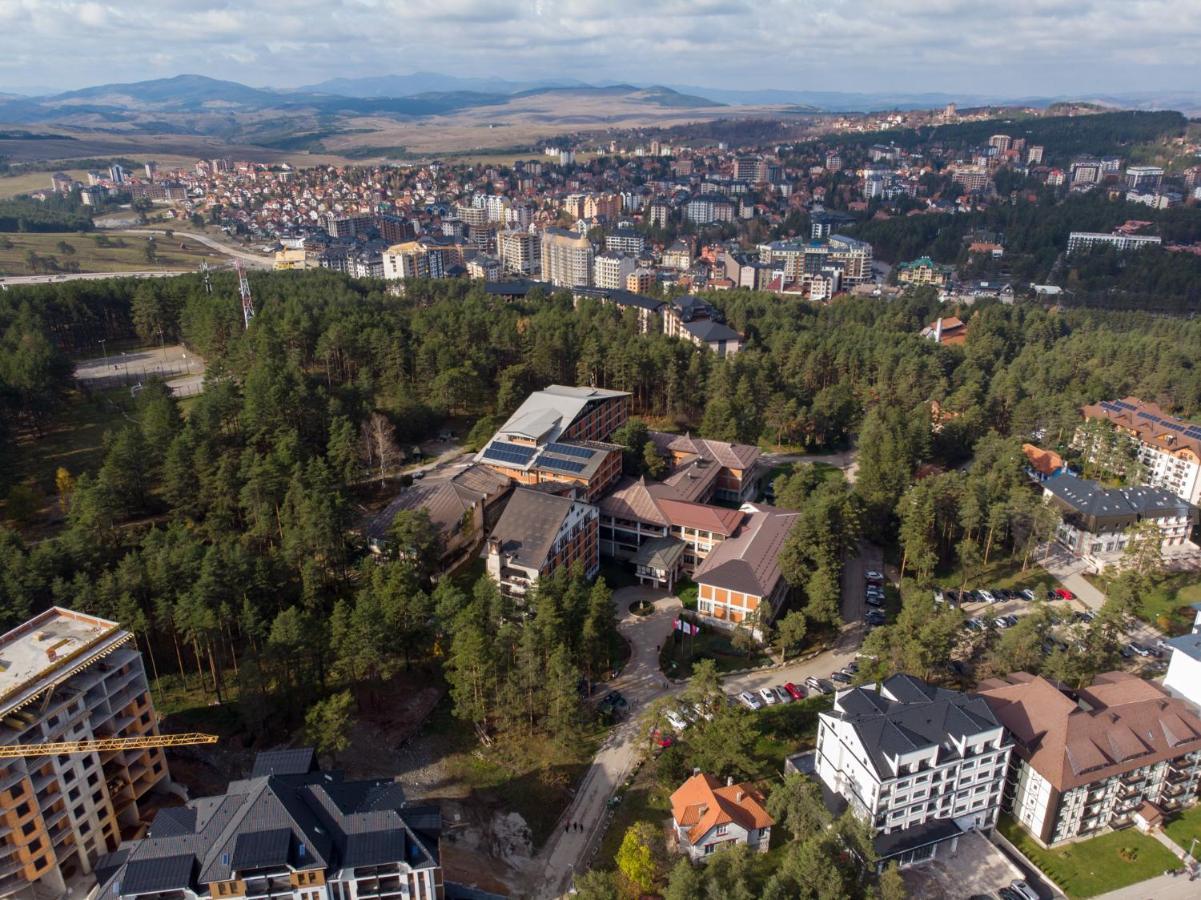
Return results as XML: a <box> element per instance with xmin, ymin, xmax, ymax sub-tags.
<box><xmin>76</xmin><ymin>359</ymin><xmax>200</xmax><ymax>389</ymax></box>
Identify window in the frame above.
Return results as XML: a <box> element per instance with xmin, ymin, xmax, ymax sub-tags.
<box><xmin>715</xmin><ymin>825</ymin><xmax>727</xmax><ymax>836</ymax></box>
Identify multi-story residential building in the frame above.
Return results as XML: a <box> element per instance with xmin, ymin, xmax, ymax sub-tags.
<box><xmin>593</xmin><ymin>253</ymin><xmax>636</xmax><ymax>290</ymax></box>
<box><xmin>693</xmin><ymin>503</ymin><xmax>799</xmax><ymax>635</ymax></box>
<box><xmin>733</xmin><ymin>156</ymin><xmax>760</xmax><ymax>182</ymax></box>
<box><xmin>1026</xmin><ymin>145</ymin><xmax>1045</xmax><ymax>165</ymax></box>
<box><xmin>1070</xmin><ymin>159</ymin><xmax>1103</xmax><ymax>185</ymax></box>
<box><xmin>605</xmin><ymin>227</ymin><xmax>645</xmax><ymax>256</ymax></box>
<box><xmin>950</xmin><ymin>165</ymin><xmax>989</xmax><ymax>192</ymax></box>
<box><xmin>497</xmin><ymin>228</ymin><xmax>540</xmax><ymax>276</ymax></box>
<box><xmin>816</xmin><ymin>675</ymin><xmax>1012</xmax><ymax>868</ymax></box>
<box><xmin>988</xmin><ymin>134</ymin><xmax>1013</xmax><ymax>153</ymax></box>
<box><xmin>662</xmin><ymin>297</ymin><xmax>742</xmax><ymax>357</ymax></box>
<box><xmin>1079</xmin><ymin>397</ymin><xmax>1201</xmax><ymax>505</ymax></box>
<box><xmin>571</xmin><ymin>287</ymin><xmax>664</xmax><ymax>334</ymax></box>
<box><xmin>540</xmin><ymin>227</ymin><xmax>593</xmax><ymax>288</ymax></box>
<box><xmin>1125</xmin><ymin>165</ymin><xmax>1164</xmax><ymax>192</ymax></box>
<box><xmin>978</xmin><ymin>672</ymin><xmax>1201</xmax><ymax>846</ymax></box>
<box><xmin>661</xmin><ymin>239</ymin><xmax>692</xmax><ymax>271</ymax></box>
<box><xmin>647</xmin><ymin>201</ymin><xmax>672</xmax><ymax>229</ymax></box>
<box><xmin>827</xmin><ymin>234</ymin><xmax>873</xmax><ymax>285</ymax></box>
<box><xmin>670</xmin><ymin>773</ymin><xmax>773</xmax><ymax>861</ymax></box>
<box><xmin>1041</xmin><ymin>474</ymin><xmax>1197</xmax><ymax>568</ymax></box>
<box><xmin>685</xmin><ymin>195</ymin><xmax>735</xmax><ymax>224</ymax></box>
<box><xmin>0</xmin><ymin>608</ymin><xmax>171</xmax><ymax>899</ymax></box>
<box><xmin>475</xmin><ymin>385</ymin><xmax>629</xmax><ymax>500</ymax></box>
<box><xmin>93</xmin><ymin>748</ymin><xmax>443</xmax><ymax>900</ymax></box>
<box><xmin>484</xmin><ymin>487</ymin><xmax>599</xmax><ymax>598</ymax></box>
<box><xmin>1067</xmin><ymin>231</ymin><xmax>1162</xmax><ymax>253</ymax></box>
<box><xmin>382</xmin><ymin>240</ymin><xmax>444</xmax><ymax>280</ymax></box>
<box><xmin>626</xmin><ymin>268</ymin><xmax>656</xmax><ymax>295</ymax></box>
<box><xmin>466</xmin><ymin>255</ymin><xmax>501</xmax><ymax>281</ymax></box>
<box><xmin>323</xmin><ymin>212</ymin><xmax>373</xmax><ymax>239</ymax></box>
<box><xmin>896</xmin><ymin>256</ymin><xmax>952</xmax><ymax>288</ymax></box>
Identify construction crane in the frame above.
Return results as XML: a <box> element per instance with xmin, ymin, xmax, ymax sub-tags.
<box><xmin>235</xmin><ymin>259</ymin><xmax>255</xmax><ymax>328</ymax></box>
<box><xmin>0</xmin><ymin>732</ymin><xmax>218</xmax><ymax>760</ymax></box>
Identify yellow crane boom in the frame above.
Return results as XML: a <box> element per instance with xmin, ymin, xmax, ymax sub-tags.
<box><xmin>0</xmin><ymin>733</ymin><xmax>218</xmax><ymax>759</ymax></box>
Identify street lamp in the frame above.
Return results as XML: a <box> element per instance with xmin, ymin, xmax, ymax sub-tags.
<box><xmin>98</xmin><ymin>338</ymin><xmax>108</xmax><ymax>368</ymax></box>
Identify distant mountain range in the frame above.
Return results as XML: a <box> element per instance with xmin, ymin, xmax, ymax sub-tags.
<box><xmin>0</xmin><ymin>72</ymin><xmax>1195</xmax><ymax>160</ymax></box>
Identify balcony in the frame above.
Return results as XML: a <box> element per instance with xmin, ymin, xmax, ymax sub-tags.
<box><xmin>1120</xmin><ymin>771</ymin><xmax>1146</xmax><ymax>786</ymax></box>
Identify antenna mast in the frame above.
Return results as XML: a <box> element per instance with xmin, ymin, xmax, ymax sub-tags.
<box><xmin>235</xmin><ymin>260</ymin><xmax>255</xmax><ymax>328</ymax></box>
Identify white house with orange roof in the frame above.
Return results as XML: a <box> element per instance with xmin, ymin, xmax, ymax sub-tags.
<box><xmin>670</xmin><ymin>772</ymin><xmax>773</xmax><ymax>861</ymax></box>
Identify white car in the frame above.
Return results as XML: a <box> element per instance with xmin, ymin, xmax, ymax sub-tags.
<box><xmin>1021</xmin><ymin>589</ymin><xmax>1037</xmax><ymax>601</ymax></box>
<box><xmin>665</xmin><ymin>709</ymin><xmax>689</xmax><ymax>731</ymax></box>
<box><xmin>772</xmin><ymin>685</ymin><xmax>792</xmax><ymax>704</ymax></box>
<box><xmin>1009</xmin><ymin>881</ymin><xmax>1039</xmax><ymax>900</ymax></box>
<box><xmin>759</xmin><ymin>687</ymin><xmax>778</xmax><ymax>705</ymax></box>
<box><xmin>738</xmin><ymin>691</ymin><xmax>762</xmax><ymax>710</ymax></box>
<box><xmin>978</xmin><ymin>590</ymin><xmax>996</xmax><ymax>603</ymax></box>
<box><xmin>866</xmin><ymin>570</ymin><xmax>885</xmax><ymax>582</ymax></box>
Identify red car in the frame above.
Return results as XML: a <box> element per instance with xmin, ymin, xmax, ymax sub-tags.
<box><xmin>783</xmin><ymin>682</ymin><xmax>806</xmax><ymax>701</ymax></box>
<box><xmin>1054</xmin><ymin>588</ymin><xmax>1075</xmax><ymax>600</ymax></box>
<box><xmin>650</xmin><ymin>728</ymin><xmax>675</xmax><ymax>749</ymax></box>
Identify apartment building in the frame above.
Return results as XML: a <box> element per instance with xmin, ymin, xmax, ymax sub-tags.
<box><xmin>816</xmin><ymin>675</ymin><xmax>1011</xmax><ymax>868</ymax></box>
<box><xmin>484</xmin><ymin>487</ymin><xmax>599</xmax><ymax>599</ymax></box>
<box><xmin>1125</xmin><ymin>166</ymin><xmax>1164</xmax><ymax>191</ymax></box>
<box><xmin>94</xmin><ymin>749</ymin><xmax>443</xmax><ymax>900</ymax></box>
<box><xmin>382</xmin><ymin>240</ymin><xmax>445</xmax><ymax>280</ymax></box>
<box><xmin>950</xmin><ymin>165</ymin><xmax>989</xmax><ymax>193</ymax></box>
<box><xmin>475</xmin><ymin>385</ymin><xmax>629</xmax><ymax>500</ymax></box>
<box><xmin>605</xmin><ymin>228</ymin><xmax>645</xmax><ymax>256</ymax></box>
<box><xmin>670</xmin><ymin>773</ymin><xmax>773</xmax><ymax>861</ymax></box>
<box><xmin>497</xmin><ymin>228</ymin><xmax>540</xmax><ymax>276</ymax></box>
<box><xmin>1080</xmin><ymin>397</ymin><xmax>1201</xmax><ymax>505</ymax></box>
<box><xmin>571</xmin><ymin>287</ymin><xmax>664</xmax><ymax>334</ymax></box>
<box><xmin>1041</xmin><ymin>475</ymin><xmax>1197</xmax><ymax>568</ymax></box>
<box><xmin>978</xmin><ymin>672</ymin><xmax>1201</xmax><ymax>846</ymax></box>
<box><xmin>592</xmin><ymin>253</ymin><xmax>636</xmax><ymax>290</ymax></box>
<box><xmin>1164</xmin><ymin>606</ymin><xmax>1201</xmax><ymax>709</ymax></box>
<box><xmin>540</xmin><ymin>228</ymin><xmax>593</xmax><ymax>288</ymax></box>
<box><xmin>0</xmin><ymin>609</ymin><xmax>170</xmax><ymax>899</ymax></box>
<box><xmin>662</xmin><ymin>297</ymin><xmax>742</xmax><ymax>357</ymax></box>
<box><xmin>827</xmin><ymin>234</ymin><xmax>873</xmax><ymax>285</ymax></box>
<box><xmin>626</xmin><ymin>268</ymin><xmax>656</xmax><ymax>295</ymax></box>
<box><xmin>1066</xmin><ymin>231</ymin><xmax>1162</xmax><ymax>253</ymax></box>
<box><xmin>693</xmin><ymin>503</ymin><xmax>799</xmax><ymax>635</ymax></box>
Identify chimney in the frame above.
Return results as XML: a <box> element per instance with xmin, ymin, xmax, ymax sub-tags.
<box><xmin>935</xmin><ymin>317</ymin><xmax>943</xmax><ymax>343</ymax></box>
<box><xmin>727</xmin><ymin>775</ymin><xmax>734</xmax><ymax>787</ymax></box>
<box><xmin>736</xmin><ymin>790</ymin><xmax>746</xmax><ymax>802</ymax></box>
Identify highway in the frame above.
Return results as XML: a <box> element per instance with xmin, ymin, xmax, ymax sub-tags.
<box><xmin>117</xmin><ymin>228</ymin><xmax>273</xmax><ymax>269</ymax></box>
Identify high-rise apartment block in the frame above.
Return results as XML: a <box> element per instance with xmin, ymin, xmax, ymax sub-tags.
<box><xmin>0</xmin><ymin>609</ymin><xmax>169</xmax><ymax>899</ymax></box>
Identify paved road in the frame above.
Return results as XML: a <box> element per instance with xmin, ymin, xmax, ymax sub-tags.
<box><xmin>118</xmin><ymin>228</ymin><xmax>273</xmax><ymax>269</ymax></box>
<box><xmin>532</xmin><ymin>586</ymin><xmax>680</xmax><ymax>898</ymax></box>
<box><xmin>0</xmin><ymin>270</ymin><xmax>190</xmax><ymax>288</ymax></box>
<box><xmin>1093</xmin><ymin>870</ymin><xmax>1201</xmax><ymax>900</ymax></box>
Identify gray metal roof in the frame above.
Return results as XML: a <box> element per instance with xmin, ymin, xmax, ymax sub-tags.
<box><xmin>250</xmin><ymin>748</ymin><xmax>317</xmax><ymax>778</ymax></box>
<box><xmin>1166</xmin><ymin>631</ymin><xmax>1201</xmax><ymax>662</ymax></box>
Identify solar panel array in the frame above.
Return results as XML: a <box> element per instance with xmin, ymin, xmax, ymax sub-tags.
<box><xmin>545</xmin><ymin>441</ymin><xmax>596</xmax><ymax>459</ymax></box>
<box><xmin>540</xmin><ymin>457</ymin><xmax>587</xmax><ymax>474</ymax></box>
<box><xmin>482</xmin><ymin>441</ymin><xmax>537</xmax><ymax>466</ymax></box>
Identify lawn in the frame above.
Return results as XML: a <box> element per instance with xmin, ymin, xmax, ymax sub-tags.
<box><xmin>998</xmin><ymin>815</ymin><xmax>1180</xmax><ymax>898</ymax></box>
<box><xmin>595</xmin><ymin>762</ymin><xmax>672</xmax><ymax>868</ymax></box>
<box><xmin>0</xmin><ymin>231</ymin><xmax>222</xmax><ymax>276</ymax></box>
<box><xmin>676</xmin><ymin>578</ymin><xmax>698</xmax><ymax>610</ymax></box>
<box><xmin>1164</xmin><ymin>804</ymin><xmax>1201</xmax><ymax>858</ymax></box>
<box><xmin>753</xmin><ymin>694</ymin><xmax>833</xmax><ymax>772</ymax></box>
<box><xmin>659</xmin><ymin>625</ymin><xmax>770</xmax><ymax>678</ymax></box>
<box><xmin>932</xmin><ymin>555</ymin><xmax>1055</xmax><ymax>595</ymax></box>
<box><xmin>1089</xmin><ymin>572</ymin><xmax>1201</xmax><ymax>635</ymax></box>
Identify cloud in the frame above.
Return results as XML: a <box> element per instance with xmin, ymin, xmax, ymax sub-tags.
<box><xmin>0</xmin><ymin>0</ymin><xmax>1198</xmax><ymax>95</ymax></box>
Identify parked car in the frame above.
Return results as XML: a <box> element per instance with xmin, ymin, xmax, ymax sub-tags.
<box><xmin>759</xmin><ymin>687</ymin><xmax>778</xmax><ymax>705</ymax></box>
<box><xmin>1009</xmin><ymin>880</ymin><xmax>1039</xmax><ymax>900</ymax></box>
<box><xmin>1055</xmin><ymin>588</ymin><xmax>1075</xmax><ymax>600</ymax></box>
<box><xmin>978</xmin><ymin>589</ymin><xmax>997</xmax><ymax>603</ymax></box>
<box><xmin>665</xmin><ymin>709</ymin><xmax>690</xmax><ymax>731</ymax></box>
<box><xmin>866</xmin><ymin>570</ymin><xmax>885</xmax><ymax>583</ymax></box>
<box><xmin>773</xmin><ymin>685</ymin><xmax>793</xmax><ymax>704</ymax></box>
<box><xmin>692</xmin><ymin>702</ymin><xmax>715</xmax><ymax>722</ymax></box>
<box><xmin>1021</xmin><ymin>589</ymin><xmax>1037</xmax><ymax>601</ymax></box>
<box><xmin>1126</xmin><ymin>642</ymin><xmax>1152</xmax><ymax>658</ymax></box>
<box><xmin>1046</xmin><ymin>590</ymin><xmax>1059</xmax><ymax>601</ymax></box>
<box><xmin>649</xmin><ymin>728</ymin><xmax>674</xmax><ymax>749</ymax></box>
<box><xmin>784</xmin><ymin>682</ymin><xmax>805</xmax><ymax>701</ymax></box>
<box><xmin>994</xmin><ymin>616</ymin><xmax>1013</xmax><ymax>630</ymax></box>
<box><xmin>830</xmin><ymin>671</ymin><xmax>852</xmax><ymax>684</ymax></box>
<box><xmin>738</xmin><ymin>691</ymin><xmax>762</xmax><ymax>710</ymax></box>
<box><xmin>843</xmin><ymin>661</ymin><xmax>859</xmax><ymax>674</ymax></box>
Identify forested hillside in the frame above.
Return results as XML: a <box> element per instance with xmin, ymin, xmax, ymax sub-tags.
<box><xmin>2</xmin><ymin>271</ymin><xmax>1200</xmax><ymax>747</ymax></box>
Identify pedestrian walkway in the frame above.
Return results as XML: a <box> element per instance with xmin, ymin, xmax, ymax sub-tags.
<box><xmin>1092</xmin><ymin>869</ymin><xmax>1200</xmax><ymax>900</ymax></box>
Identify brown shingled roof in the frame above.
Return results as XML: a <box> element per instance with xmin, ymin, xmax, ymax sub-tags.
<box><xmin>692</xmin><ymin>503</ymin><xmax>799</xmax><ymax>597</ymax></box>
<box><xmin>1081</xmin><ymin>396</ymin><xmax>1201</xmax><ymax>462</ymax></box>
<box><xmin>977</xmin><ymin>671</ymin><xmax>1201</xmax><ymax>793</ymax></box>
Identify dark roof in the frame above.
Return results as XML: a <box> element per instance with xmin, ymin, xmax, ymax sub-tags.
<box><xmin>121</xmin><ymin>854</ymin><xmax>195</xmax><ymax>894</ymax></box>
<box><xmin>96</xmin><ymin>752</ymin><xmax>440</xmax><ymax>898</ymax></box>
<box><xmin>250</xmin><ymin>748</ymin><xmax>317</xmax><ymax>778</ymax></box>
<box><xmin>1043</xmin><ymin>475</ymin><xmax>1196</xmax><ymax>529</ymax></box>
<box><xmin>573</xmin><ymin>286</ymin><xmax>665</xmax><ymax>312</ymax></box>
<box><xmin>486</xmin><ymin>488</ymin><xmax>580</xmax><ymax>570</ymax></box>
<box><xmin>828</xmin><ymin>675</ymin><xmax>1007</xmax><ymax>779</ymax></box>
<box><xmin>231</xmin><ymin>828</ymin><xmax>292</xmax><ymax>871</ymax></box>
<box><xmin>682</xmin><ymin>318</ymin><xmax>741</xmax><ymax>343</ymax></box>
<box><xmin>873</xmin><ymin>818</ymin><xmax>963</xmax><ymax>860</ymax></box>
<box><xmin>1166</xmin><ymin>631</ymin><xmax>1201</xmax><ymax>662</ymax></box>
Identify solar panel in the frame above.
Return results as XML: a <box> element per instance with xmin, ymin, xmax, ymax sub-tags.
<box><xmin>539</xmin><ymin>457</ymin><xmax>586</xmax><ymax>473</ymax></box>
<box><xmin>544</xmin><ymin>441</ymin><xmax>596</xmax><ymax>459</ymax></box>
<box><xmin>483</xmin><ymin>441</ymin><xmax>536</xmax><ymax>463</ymax></box>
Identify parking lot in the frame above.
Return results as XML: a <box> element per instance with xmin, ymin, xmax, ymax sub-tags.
<box><xmin>901</xmin><ymin>830</ymin><xmax>1040</xmax><ymax>899</ymax></box>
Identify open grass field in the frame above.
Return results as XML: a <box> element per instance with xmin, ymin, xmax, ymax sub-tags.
<box><xmin>0</xmin><ymin>231</ymin><xmax>222</xmax><ymax>275</ymax></box>
<box><xmin>998</xmin><ymin>815</ymin><xmax>1179</xmax><ymax>898</ymax></box>
<box><xmin>932</xmin><ymin>555</ymin><xmax>1055</xmax><ymax>594</ymax></box>
<box><xmin>1164</xmin><ymin>805</ymin><xmax>1201</xmax><ymax>859</ymax></box>
<box><xmin>0</xmin><ymin>167</ymin><xmax>92</xmax><ymax>198</ymax></box>
<box><xmin>1087</xmin><ymin>571</ymin><xmax>1201</xmax><ymax>634</ymax></box>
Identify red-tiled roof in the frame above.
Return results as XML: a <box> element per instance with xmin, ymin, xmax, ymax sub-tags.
<box><xmin>670</xmin><ymin>773</ymin><xmax>773</xmax><ymax>845</ymax></box>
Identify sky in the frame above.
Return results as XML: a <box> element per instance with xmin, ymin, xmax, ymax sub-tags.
<box><xmin>2</xmin><ymin>0</ymin><xmax>1200</xmax><ymax>97</ymax></box>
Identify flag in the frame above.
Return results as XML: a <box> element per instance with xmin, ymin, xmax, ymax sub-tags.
<box><xmin>674</xmin><ymin>619</ymin><xmax>700</xmax><ymax>636</ymax></box>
